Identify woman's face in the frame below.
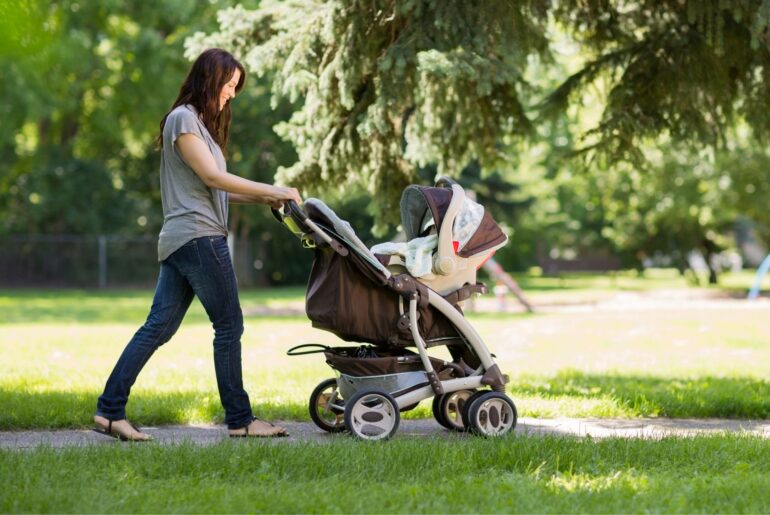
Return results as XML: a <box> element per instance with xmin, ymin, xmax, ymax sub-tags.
<box><xmin>219</xmin><ymin>68</ymin><xmax>241</xmax><ymax>111</ymax></box>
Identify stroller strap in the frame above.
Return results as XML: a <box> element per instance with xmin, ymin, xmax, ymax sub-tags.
<box><xmin>286</xmin><ymin>344</ymin><xmax>331</xmax><ymax>356</ymax></box>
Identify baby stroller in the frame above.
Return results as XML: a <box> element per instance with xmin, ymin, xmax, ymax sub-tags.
<box><xmin>276</xmin><ymin>177</ymin><xmax>517</xmax><ymax>440</ymax></box>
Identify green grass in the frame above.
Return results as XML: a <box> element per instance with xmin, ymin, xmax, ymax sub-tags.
<box><xmin>1</xmin><ymin>435</ymin><xmax>769</xmax><ymax>513</ymax></box>
<box><xmin>2</xmin><ymin>278</ymin><xmax>769</xmax><ymax>513</ymax></box>
<box><xmin>3</xmin><ymin>269</ymin><xmax>766</xmax><ymax>324</ymax></box>
<box><xmin>512</xmin><ymin>371</ymin><xmax>770</xmax><ymax>418</ymax></box>
<box><xmin>0</xmin><ymin>286</ymin><xmax>307</xmax><ymax>324</ymax></box>
<box><xmin>515</xmin><ymin>268</ymin><xmax>769</xmax><ymax>291</ymax></box>
<box><xmin>508</xmin><ymin>268</ymin><xmax>770</xmax><ymax>306</ymax></box>
<box><xmin>1</xmin><ymin>273</ymin><xmax>770</xmax><ymax>429</ymax></box>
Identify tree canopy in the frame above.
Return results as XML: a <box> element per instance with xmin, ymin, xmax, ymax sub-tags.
<box><xmin>189</xmin><ymin>1</ymin><xmax>770</xmax><ymax>226</ymax></box>
<box><xmin>3</xmin><ymin>0</ymin><xmax>770</xmax><ymax>284</ymax></box>
<box><xmin>545</xmin><ymin>0</ymin><xmax>770</xmax><ymax>164</ymax></box>
<box><xmin>187</xmin><ymin>0</ymin><xmax>551</xmax><ymax>226</ymax></box>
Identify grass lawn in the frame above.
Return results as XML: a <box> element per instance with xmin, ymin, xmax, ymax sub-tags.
<box><xmin>1</xmin><ymin>435</ymin><xmax>768</xmax><ymax>513</ymax></box>
<box><xmin>1</xmin><ymin>270</ymin><xmax>769</xmax><ymax>428</ymax></box>
<box><xmin>2</xmin><ymin>273</ymin><xmax>769</xmax><ymax>513</ymax></box>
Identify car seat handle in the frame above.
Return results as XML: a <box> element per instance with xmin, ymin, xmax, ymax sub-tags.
<box><xmin>433</xmin><ymin>183</ymin><xmax>465</xmax><ymax>275</ymax></box>
<box><xmin>286</xmin><ymin>200</ymin><xmax>307</xmax><ymax>221</ymax></box>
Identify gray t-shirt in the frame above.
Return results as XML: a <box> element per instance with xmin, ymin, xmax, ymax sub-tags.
<box><xmin>157</xmin><ymin>104</ymin><xmax>229</xmax><ymax>261</ymax></box>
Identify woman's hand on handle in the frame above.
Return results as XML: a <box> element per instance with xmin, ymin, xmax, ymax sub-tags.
<box><xmin>265</xmin><ymin>185</ymin><xmax>302</xmax><ymax>209</ymax></box>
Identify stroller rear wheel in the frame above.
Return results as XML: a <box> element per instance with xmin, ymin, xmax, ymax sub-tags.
<box><xmin>344</xmin><ymin>389</ymin><xmax>400</xmax><ymax>441</ymax></box>
<box><xmin>432</xmin><ymin>389</ymin><xmax>475</xmax><ymax>431</ymax></box>
<box><xmin>309</xmin><ymin>378</ymin><xmax>346</xmax><ymax>433</ymax></box>
<box><xmin>465</xmin><ymin>391</ymin><xmax>517</xmax><ymax>437</ymax></box>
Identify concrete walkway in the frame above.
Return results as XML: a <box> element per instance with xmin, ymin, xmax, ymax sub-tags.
<box><xmin>2</xmin><ymin>418</ymin><xmax>768</xmax><ymax>449</ymax></box>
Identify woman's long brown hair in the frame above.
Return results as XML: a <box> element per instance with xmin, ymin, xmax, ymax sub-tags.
<box><xmin>157</xmin><ymin>48</ymin><xmax>246</xmax><ymax>158</ymax></box>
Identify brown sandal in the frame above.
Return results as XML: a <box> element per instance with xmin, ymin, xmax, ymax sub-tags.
<box><xmin>92</xmin><ymin>419</ymin><xmax>152</xmax><ymax>442</ymax></box>
<box><xmin>229</xmin><ymin>418</ymin><xmax>289</xmax><ymax>438</ymax></box>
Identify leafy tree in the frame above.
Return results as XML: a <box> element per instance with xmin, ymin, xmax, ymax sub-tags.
<box><xmin>544</xmin><ymin>0</ymin><xmax>770</xmax><ymax>165</ymax></box>
<box><xmin>0</xmin><ymin>0</ymin><xmax>246</xmax><ymax>236</ymax></box>
<box><xmin>186</xmin><ymin>0</ymin><xmax>551</xmax><ymax>229</ymax></box>
<box><xmin>6</xmin><ymin>0</ymin><xmax>770</xmax><ymax>285</ymax></box>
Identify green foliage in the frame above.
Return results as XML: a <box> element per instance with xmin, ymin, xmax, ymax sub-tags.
<box><xmin>0</xmin><ymin>1</ymin><xmax>245</xmax><ymax>236</ymax></box>
<box><xmin>545</xmin><ymin>0</ymin><xmax>770</xmax><ymax>166</ymax></box>
<box><xmin>188</xmin><ymin>0</ymin><xmax>550</xmax><ymax>228</ymax></box>
<box><xmin>5</xmin><ymin>1</ymin><xmax>770</xmax><ymax>278</ymax></box>
<box><xmin>2</xmin><ymin>155</ymin><xmax>131</xmax><ymax>233</ymax></box>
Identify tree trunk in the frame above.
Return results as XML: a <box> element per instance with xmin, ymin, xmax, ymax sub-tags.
<box><xmin>701</xmin><ymin>239</ymin><xmax>719</xmax><ymax>285</ymax></box>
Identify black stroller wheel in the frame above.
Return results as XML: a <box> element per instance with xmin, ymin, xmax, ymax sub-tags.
<box><xmin>344</xmin><ymin>389</ymin><xmax>400</xmax><ymax>441</ymax></box>
<box><xmin>466</xmin><ymin>391</ymin><xmax>517</xmax><ymax>437</ymax></box>
<box><xmin>309</xmin><ymin>378</ymin><xmax>347</xmax><ymax>433</ymax></box>
<box><xmin>432</xmin><ymin>390</ymin><xmax>475</xmax><ymax>431</ymax></box>
<box><xmin>460</xmin><ymin>390</ymin><xmax>490</xmax><ymax>429</ymax></box>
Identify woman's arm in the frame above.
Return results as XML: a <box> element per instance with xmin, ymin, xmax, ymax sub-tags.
<box><xmin>228</xmin><ymin>192</ymin><xmax>285</xmax><ymax>208</ymax></box>
<box><xmin>229</xmin><ymin>193</ymin><xmax>261</xmax><ymax>204</ymax></box>
<box><xmin>176</xmin><ymin>133</ymin><xmax>301</xmax><ymax>206</ymax></box>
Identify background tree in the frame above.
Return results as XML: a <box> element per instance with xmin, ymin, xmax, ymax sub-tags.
<box><xmin>0</xmin><ymin>0</ymin><xmax>255</xmax><ymax>235</ymax></box>
<box><xmin>5</xmin><ymin>1</ymin><xmax>770</xmax><ymax>286</ymax></box>
<box><xmin>545</xmin><ymin>0</ymin><xmax>770</xmax><ymax>165</ymax></box>
<box><xmin>186</xmin><ymin>0</ymin><xmax>551</xmax><ymax>229</ymax></box>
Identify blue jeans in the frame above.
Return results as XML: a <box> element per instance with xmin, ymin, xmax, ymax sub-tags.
<box><xmin>96</xmin><ymin>235</ymin><xmax>254</xmax><ymax>429</ymax></box>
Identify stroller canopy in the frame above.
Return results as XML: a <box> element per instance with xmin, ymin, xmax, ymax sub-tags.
<box><xmin>400</xmin><ymin>185</ymin><xmax>507</xmax><ymax>258</ymax></box>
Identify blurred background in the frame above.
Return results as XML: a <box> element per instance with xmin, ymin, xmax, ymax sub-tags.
<box><xmin>1</xmin><ymin>0</ymin><xmax>769</xmax><ymax>293</ymax></box>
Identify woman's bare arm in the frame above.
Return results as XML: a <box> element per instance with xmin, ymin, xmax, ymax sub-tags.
<box><xmin>176</xmin><ymin>133</ymin><xmax>301</xmax><ymax>206</ymax></box>
<box><xmin>229</xmin><ymin>193</ymin><xmax>262</xmax><ymax>204</ymax></box>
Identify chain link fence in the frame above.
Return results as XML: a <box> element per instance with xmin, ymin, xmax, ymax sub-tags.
<box><xmin>0</xmin><ymin>234</ymin><xmax>314</xmax><ymax>289</ymax></box>
<box><xmin>0</xmin><ymin>235</ymin><xmax>159</xmax><ymax>288</ymax></box>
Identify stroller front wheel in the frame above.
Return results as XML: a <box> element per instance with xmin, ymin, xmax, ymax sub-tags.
<box><xmin>344</xmin><ymin>389</ymin><xmax>400</xmax><ymax>441</ymax></box>
<box><xmin>465</xmin><ymin>391</ymin><xmax>517</xmax><ymax>437</ymax></box>
<box><xmin>309</xmin><ymin>378</ymin><xmax>347</xmax><ymax>433</ymax></box>
<box><xmin>433</xmin><ymin>389</ymin><xmax>475</xmax><ymax>431</ymax></box>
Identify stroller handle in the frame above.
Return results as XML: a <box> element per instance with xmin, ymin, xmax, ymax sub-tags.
<box><xmin>272</xmin><ymin>200</ymin><xmax>349</xmax><ymax>257</ymax></box>
<box><xmin>270</xmin><ymin>200</ymin><xmax>307</xmax><ymax>223</ymax></box>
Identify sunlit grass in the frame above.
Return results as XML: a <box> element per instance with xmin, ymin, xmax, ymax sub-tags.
<box><xmin>2</xmin><ymin>271</ymin><xmax>769</xmax><ymax>428</ymax></box>
<box><xmin>3</xmin><ymin>269</ymin><xmax>769</xmax><ymax>325</ymax></box>
<box><xmin>2</xmin><ymin>282</ymin><xmax>769</xmax><ymax>428</ymax></box>
<box><xmin>1</xmin><ymin>275</ymin><xmax>767</xmax><ymax>513</ymax></box>
<box><xmin>508</xmin><ymin>268</ymin><xmax>770</xmax><ymax>306</ymax></box>
<box><xmin>1</xmin><ymin>435</ymin><xmax>768</xmax><ymax>513</ymax></box>
<box><xmin>0</xmin><ymin>286</ymin><xmax>307</xmax><ymax>324</ymax></box>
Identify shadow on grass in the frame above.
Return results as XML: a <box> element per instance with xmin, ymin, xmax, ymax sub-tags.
<box><xmin>0</xmin><ymin>388</ymin><xmax>307</xmax><ymax>430</ymax></box>
<box><xmin>512</xmin><ymin>370</ymin><xmax>770</xmax><ymax>418</ymax></box>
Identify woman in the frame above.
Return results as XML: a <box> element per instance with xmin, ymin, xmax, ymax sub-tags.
<box><xmin>94</xmin><ymin>48</ymin><xmax>301</xmax><ymax>440</ymax></box>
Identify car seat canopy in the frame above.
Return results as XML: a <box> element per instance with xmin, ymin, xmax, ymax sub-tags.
<box><xmin>400</xmin><ymin>185</ymin><xmax>508</xmax><ymax>258</ymax></box>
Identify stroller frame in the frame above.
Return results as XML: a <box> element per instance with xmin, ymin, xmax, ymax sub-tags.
<box><xmin>277</xmin><ymin>178</ymin><xmax>517</xmax><ymax>440</ymax></box>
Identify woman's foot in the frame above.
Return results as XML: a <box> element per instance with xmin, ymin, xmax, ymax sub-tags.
<box><xmin>93</xmin><ymin>415</ymin><xmax>152</xmax><ymax>441</ymax></box>
<box><xmin>228</xmin><ymin>418</ymin><xmax>288</xmax><ymax>438</ymax></box>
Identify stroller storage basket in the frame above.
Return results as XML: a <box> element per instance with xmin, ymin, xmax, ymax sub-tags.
<box><xmin>323</xmin><ymin>346</ymin><xmax>455</xmax><ymax>377</ymax></box>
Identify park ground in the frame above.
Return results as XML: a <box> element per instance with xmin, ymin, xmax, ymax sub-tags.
<box><xmin>1</xmin><ymin>270</ymin><xmax>769</xmax><ymax>512</ymax></box>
